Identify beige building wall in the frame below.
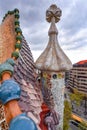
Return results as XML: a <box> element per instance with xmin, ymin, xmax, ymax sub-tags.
<box><xmin>67</xmin><ymin>66</ymin><xmax>87</xmax><ymax>94</ymax></box>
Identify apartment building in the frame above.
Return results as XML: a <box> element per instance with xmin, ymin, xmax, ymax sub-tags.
<box><xmin>66</xmin><ymin>60</ymin><xmax>87</xmax><ymax>94</ymax></box>
<box><xmin>65</xmin><ymin>60</ymin><xmax>87</xmax><ymax>121</ymax></box>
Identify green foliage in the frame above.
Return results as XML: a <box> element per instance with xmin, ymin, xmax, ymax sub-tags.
<box><xmin>78</xmin><ymin>121</ymin><xmax>87</xmax><ymax>130</ymax></box>
<box><xmin>63</xmin><ymin>100</ymin><xmax>72</xmax><ymax>130</ymax></box>
<box><xmin>69</xmin><ymin>88</ymin><xmax>84</xmax><ymax>106</ymax></box>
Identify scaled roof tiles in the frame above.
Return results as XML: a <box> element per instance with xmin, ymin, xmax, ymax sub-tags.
<box><xmin>13</xmin><ymin>36</ymin><xmax>42</xmax><ymax>129</ymax></box>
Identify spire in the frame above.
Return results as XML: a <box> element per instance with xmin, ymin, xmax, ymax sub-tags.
<box><xmin>35</xmin><ymin>4</ymin><xmax>72</xmax><ymax>72</ymax></box>
<box><xmin>46</xmin><ymin>4</ymin><xmax>61</xmax><ymax>35</ymax></box>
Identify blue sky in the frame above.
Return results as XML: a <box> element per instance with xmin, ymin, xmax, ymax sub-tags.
<box><xmin>0</xmin><ymin>0</ymin><xmax>87</xmax><ymax>63</ymax></box>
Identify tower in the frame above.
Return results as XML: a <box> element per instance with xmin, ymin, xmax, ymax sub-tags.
<box><xmin>35</xmin><ymin>4</ymin><xmax>72</xmax><ymax>130</ymax></box>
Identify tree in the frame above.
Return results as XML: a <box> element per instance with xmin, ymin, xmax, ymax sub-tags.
<box><xmin>69</xmin><ymin>88</ymin><xmax>84</xmax><ymax>106</ymax></box>
<box><xmin>78</xmin><ymin>121</ymin><xmax>87</xmax><ymax>130</ymax></box>
<box><xmin>63</xmin><ymin>100</ymin><xmax>72</xmax><ymax>130</ymax></box>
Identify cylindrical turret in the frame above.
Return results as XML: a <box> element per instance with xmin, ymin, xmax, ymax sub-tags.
<box><xmin>35</xmin><ymin>4</ymin><xmax>72</xmax><ymax>130</ymax></box>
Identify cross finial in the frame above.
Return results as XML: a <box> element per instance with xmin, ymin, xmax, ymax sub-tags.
<box><xmin>46</xmin><ymin>4</ymin><xmax>62</xmax><ymax>23</ymax></box>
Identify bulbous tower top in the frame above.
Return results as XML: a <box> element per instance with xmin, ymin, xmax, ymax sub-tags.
<box><xmin>46</xmin><ymin>4</ymin><xmax>62</xmax><ymax>23</ymax></box>
<box><xmin>35</xmin><ymin>4</ymin><xmax>72</xmax><ymax>72</ymax></box>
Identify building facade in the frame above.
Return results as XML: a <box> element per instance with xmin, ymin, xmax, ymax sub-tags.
<box><xmin>66</xmin><ymin>60</ymin><xmax>87</xmax><ymax>94</ymax></box>
<box><xmin>65</xmin><ymin>60</ymin><xmax>87</xmax><ymax>121</ymax></box>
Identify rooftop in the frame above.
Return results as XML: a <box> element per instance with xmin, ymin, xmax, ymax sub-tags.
<box><xmin>73</xmin><ymin>60</ymin><xmax>87</xmax><ymax>67</ymax></box>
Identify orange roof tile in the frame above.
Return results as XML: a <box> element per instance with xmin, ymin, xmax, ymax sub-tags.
<box><xmin>77</xmin><ymin>60</ymin><xmax>87</xmax><ymax>64</ymax></box>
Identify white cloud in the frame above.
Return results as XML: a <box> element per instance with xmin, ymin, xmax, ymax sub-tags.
<box><xmin>0</xmin><ymin>0</ymin><xmax>87</xmax><ymax>64</ymax></box>
<box><xmin>65</xmin><ymin>48</ymin><xmax>87</xmax><ymax>64</ymax></box>
<box><xmin>32</xmin><ymin>50</ymin><xmax>42</xmax><ymax>61</ymax></box>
